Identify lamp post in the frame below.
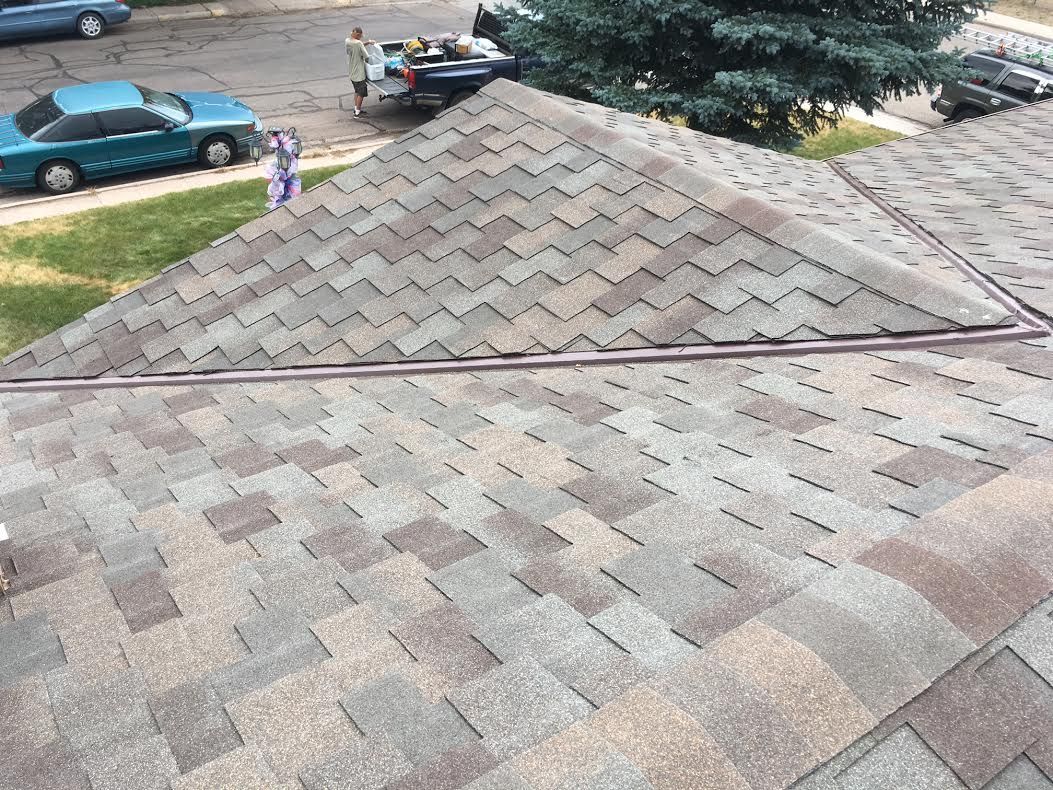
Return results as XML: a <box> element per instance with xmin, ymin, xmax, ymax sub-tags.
<box><xmin>252</xmin><ymin>126</ymin><xmax>303</xmax><ymax>210</ymax></box>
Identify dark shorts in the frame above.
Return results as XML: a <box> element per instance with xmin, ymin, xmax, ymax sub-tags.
<box><xmin>352</xmin><ymin>80</ymin><xmax>368</xmax><ymax>97</ymax></box>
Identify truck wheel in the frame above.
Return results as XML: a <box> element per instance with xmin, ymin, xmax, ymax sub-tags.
<box><xmin>953</xmin><ymin>107</ymin><xmax>983</xmax><ymax>123</ymax></box>
<box><xmin>446</xmin><ymin>90</ymin><xmax>477</xmax><ymax>109</ymax></box>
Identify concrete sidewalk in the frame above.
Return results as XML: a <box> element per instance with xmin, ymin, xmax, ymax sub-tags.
<box><xmin>131</xmin><ymin>0</ymin><xmax>467</xmax><ymax>25</ymax></box>
<box><xmin>0</xmin><ymin>140</ymin><xmax>388</xmax><ymax>228</ymax></box>
<box><xmin>977</xmin><ymin>10</ymin><xmax>1053</xmax><ymax>40</ymax></box>
<box><xmin>844</xmin><ymin>106</ymin><xmax>930</xmax><ymax>136</ymax></box>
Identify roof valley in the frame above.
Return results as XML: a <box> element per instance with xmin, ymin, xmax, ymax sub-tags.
<box><xmin>826</xmin><ymin>159</ymin><xmax>1051</xmax><ymax>334</ymax></box>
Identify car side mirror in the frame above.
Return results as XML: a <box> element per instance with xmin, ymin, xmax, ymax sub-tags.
<box><xmin>164</xmin><ymin>121</ymin><xmax>176</xmax><ymax>132</ymax></box>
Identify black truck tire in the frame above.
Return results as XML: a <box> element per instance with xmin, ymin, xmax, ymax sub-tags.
<box><xmin>953</xmin><ymin>106</ymin><xmax>984</xmax><ymax>123</ymax></box>
<box><xmin>446</xmin><ymin>89</ymin><xmax>478</xmax><ymax>109</ymax></box>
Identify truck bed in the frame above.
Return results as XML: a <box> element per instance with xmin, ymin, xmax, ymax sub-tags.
<box><xmin>363</xmin><ymin>4</ymin><xmax>522</xmax><ymax>108</ymax></box>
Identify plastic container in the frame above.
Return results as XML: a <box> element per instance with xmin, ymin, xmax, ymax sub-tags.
<box><xmin>365</xmin><ymin>43</ymin><xmax>385</xmax><ymax>81</ymax></box>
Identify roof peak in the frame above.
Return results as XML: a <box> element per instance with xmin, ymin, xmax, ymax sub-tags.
<box><xmin>1</xmin><ymin>82</ymin><xmax>1034</xmax><ymax>387</ymax></box>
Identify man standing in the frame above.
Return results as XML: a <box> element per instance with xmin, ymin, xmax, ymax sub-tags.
<box><xmin>345</xmin><ymin>27</ymin><xmax>375</xmax><ymax>118</ymax></box>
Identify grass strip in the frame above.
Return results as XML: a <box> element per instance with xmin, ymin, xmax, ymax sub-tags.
<box><xmin>0</xmin><ymin>165</ymin><xmax>343</xmax><ymax>359</ymax></box>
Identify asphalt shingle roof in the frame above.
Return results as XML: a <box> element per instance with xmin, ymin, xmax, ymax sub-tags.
<box><xmin>544</xmin><ymin>90</ymin><xmax>974</xmax><ymax>295</ymax></box>
<box><xmin>0</xmin><ymin>81</ymin><xmax>1017</xmax><ymax>383</ymax></box>
<box><xmin>836</xmin><ymin>99</ymin><xmax>1053</xmax><ymax>319</ymax></box>
<box><xmin>2</xmin><ymin>83</ymin><xmax>1053</xmax><ymax>790</ymax></box>
<box><xmin>2</xmin><ymin>339</ymin><xmax>1053</xmax><ymax>788</ymax></box>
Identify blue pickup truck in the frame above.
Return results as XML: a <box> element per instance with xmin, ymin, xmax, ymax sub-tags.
<box><xmin>366</xmin><ymin>5</ymin><xmax>526</xmax><ymax>111</ymax></box>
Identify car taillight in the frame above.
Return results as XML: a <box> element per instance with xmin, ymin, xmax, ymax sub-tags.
<box><xmin>406</xmin><ymin>68</ymin><xmax>416</xmax><ymax>89</ymax></box>
<box><xmin>969</xmin><ymin>77</ymin><xmax>983</xmax><ymax>85</ymax></box>
<box><xmin>0</xmin><ymin>156</ymin><xmax>4</xmax><ymax>170</ymax></box>
<box><xmin>247</xmin><ymin>123</ymin><xmax>255</xmax><ymax>132</ymax></box>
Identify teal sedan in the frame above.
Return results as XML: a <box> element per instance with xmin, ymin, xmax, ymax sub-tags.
<box><xmin>0</xmin><ymin>81</ymin><xmax>263</xmax><ymax>194</ymax></box>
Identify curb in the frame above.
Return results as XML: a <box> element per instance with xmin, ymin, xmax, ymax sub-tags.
<box><xmin>155</xmin><ymin>9</ymin><xmax>212</xmax><ymax>21</ymax></box>
<box><xmin>130</xmin><ymin>0</ymin><xmax>458</xmax><ymax>26</ymax></box>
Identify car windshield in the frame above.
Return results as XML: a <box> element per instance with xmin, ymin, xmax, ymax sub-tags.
<box><xmin>14</xmin><ymin>94</ymin><xmax>64</xmax><ymax>139</ymax></box>
<box><xmin>136</xmin><ymin>84</ymin><xmax>191</xmax><ymax>124</ymax></box>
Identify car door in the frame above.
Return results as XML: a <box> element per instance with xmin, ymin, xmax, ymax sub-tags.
<box><xmin>0</xmin><ymin>0</ymin><xmax>38</xmax><ymax>38</ymax></box>
<box><xmin>30</xmin><ymin>0</ymin><xmax>82</xmax><ymax>32</ymax></box>
<box><xmin>34</xmin><ymin>112</ymin><xmax>110</xmax><ymax>179</ymax></box>
<box><xmin>952</xmin><ymin>53</ymin><xmax>1007</xmax><ymax>110</ymax></box>
<box><xmin>97</xmin><ymin>106</ymin><xmax>193</xmax><ymax>174</ymax></box>
<box><xmin>989</xmin><ymin>70</ymin><xmax>1044</xmax><ymax>111</ymax></box>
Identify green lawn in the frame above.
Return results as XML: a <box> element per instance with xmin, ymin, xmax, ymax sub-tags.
<box><xmin>787</xmin><ymin>117</ymin><xmax>903</xmax><ymax>160</ymax></box>
<box><xmin>0</xmin><ymin>116</ymin><xmax>903</xmax><ymax>361</ymax></box>
<box><xmin>0</xmin><ymin>166</ymin><xmax>344</xmax><ymax>360</ymax></box>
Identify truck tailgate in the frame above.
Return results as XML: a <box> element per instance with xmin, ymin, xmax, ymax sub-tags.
<box><xmin>367</xmin><ymin>75</ymin><xmax>409</xmax><ymax>99</ymax></box>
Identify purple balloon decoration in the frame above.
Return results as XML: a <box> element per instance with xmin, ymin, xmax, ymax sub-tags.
<box><xmin>262</xmin><ymin>128</ymin><xmax>304</xmax><ymax>210</ymax></box>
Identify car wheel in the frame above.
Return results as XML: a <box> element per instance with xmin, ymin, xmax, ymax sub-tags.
<box><xmin>77</xmin><ymin>12</ymin><xmax>105</xmax><ymax>39</ymax></box>
<box><xmin>198</xmin><ymin>135</ymin><xmax>236</xmax><ymax>168</ymax></box>
<box><xmin>37</xmin><ymin>160</ymin><xmax>81</xmax><ymax>195</ymax></box>
<box><xmin>446</xmin><ymin>89</ymin><xmax>476</xmax><ymax>110</ymax></box>
<box><xmin>953</xmin><ymin>107</ymin><xmax>983</xmax><ymax>123</ymax></box>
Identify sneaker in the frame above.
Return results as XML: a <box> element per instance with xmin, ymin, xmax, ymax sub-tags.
<box><xmin>354</xmin><ymin>110</ymin><xmax>360</xmax><ymax>117</ymax></box>
<box><xmin>358</xmin><ymin>109</ymin><xmax>369</xmax><ymax>116</ymax></box>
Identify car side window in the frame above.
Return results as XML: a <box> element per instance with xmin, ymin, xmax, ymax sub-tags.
<box><xmin>98</xmin><ymin>108</ymin><xmax>169</xmax><ymax>136</ymax></box>
<box><xmin>2</xmin><ymin>0</ymin><xmax>36</xmax><ymax>6</ymax></box>
<box><xmin>962</xmin><ymin>55</ymin><xmax>1005</xmax><ymax>87</ymax></box>
<box><xmin>996</xmin><ymin>71</ymin><xmax>1041</xmax><ymax>102</ymax></box>
<box><xmin>37</xmin><ymin>113</ymin><xmax>104</xmax><ymax>143</ymax></box>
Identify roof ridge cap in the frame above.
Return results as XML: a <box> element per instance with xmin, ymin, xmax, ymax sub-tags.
<box><xmin>478</xmin><ymin>80</ymin><xmax>1010</xmax><ymax>326</ymax></box>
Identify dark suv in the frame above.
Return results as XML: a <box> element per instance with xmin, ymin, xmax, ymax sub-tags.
<box><xmin>932</xmin><ymin>51</ymin><xmax>1053</xmax><ymax>121</ymax></box>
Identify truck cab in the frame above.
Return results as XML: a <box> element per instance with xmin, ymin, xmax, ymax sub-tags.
<box><xmin>932</xmin><ymin>50</ymin><xmax>1053</xmax><ymax>122</ymax></box>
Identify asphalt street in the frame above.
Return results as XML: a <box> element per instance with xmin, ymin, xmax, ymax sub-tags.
<box><xmin>0</xmin><ymin>0</ymin><xmax>479</xmax><ymax>148</ymax></box>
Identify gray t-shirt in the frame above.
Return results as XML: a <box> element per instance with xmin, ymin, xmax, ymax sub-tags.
<box><xmin>346</xmin><ymin>38</ymin><xmax>368</xmax><ymax>82</ymax></box>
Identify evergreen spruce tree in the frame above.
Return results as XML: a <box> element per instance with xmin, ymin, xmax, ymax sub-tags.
<box><xmin>499</xmin><ymin>0</ymin><xmax>986</xmax><ymax>148</ymax></box>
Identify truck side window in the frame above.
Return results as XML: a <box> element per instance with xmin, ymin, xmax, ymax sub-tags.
<box><xmin>962</xmin><ymin>55</ymin><xmax>1004</xmax><ymax>87</ymax></box>
<box><xmin>996</xmin><ymin>72</ymin><xmax>1041</xmax><ymax>102</ymax></box>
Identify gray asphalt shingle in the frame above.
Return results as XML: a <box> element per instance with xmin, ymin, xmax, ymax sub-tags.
<box><xmin>1</xmin><ymin>85</ymin><xmax>1052</xmax><ymax>790</ymax></box>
